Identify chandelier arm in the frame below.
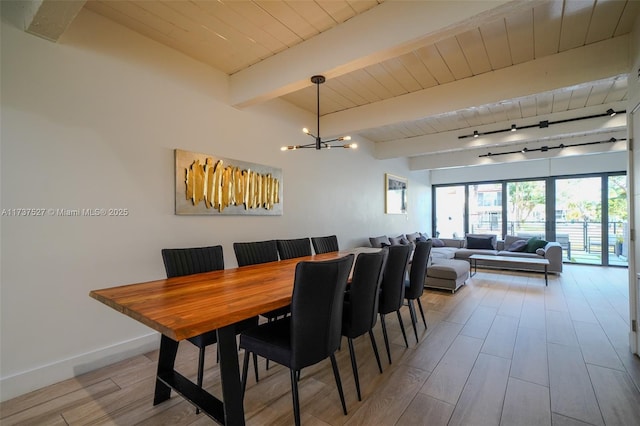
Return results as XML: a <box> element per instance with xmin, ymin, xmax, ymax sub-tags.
<box><xmin>321</xmin><ymin>137</ymin><xmax>343</xmax><ymax>143</ymax></box>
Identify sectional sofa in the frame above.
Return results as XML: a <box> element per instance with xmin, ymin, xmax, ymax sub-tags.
<box><xmin>369</xmin><ymin>232</ymin><xmax>563</xmax><ymax>293</ymax></box>
<box><xmin>430</xmin><ymin>234</ymin><xmax>563</xmax><ymax>274</ymax></box>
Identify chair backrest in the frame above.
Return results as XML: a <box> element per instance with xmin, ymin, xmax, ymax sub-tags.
<box><xmin>342</xmin><ymin>249</ymin><xmax>388</xmax><ymax>338</ymax></box>
<box><xmin>311</xmin><ymin>235</ymin><xmax>339</xmax><ymax>254</ymax></box>
<box><xmin>161</xmin><ymin>245</ymin><xmax>224</xmax><ymax>278</ymax></box>
<box><xmin>290</xmin><ymin>254</ymin><xmax>354</xmax><ymax>371</ymax></box>
<box><xmin>233</xmin><ymin>240</ymin><xmax>279</xmax><ymax>266</ymax></box>
<box><xmin>378</xmin><ymin>244</ymin><xmax>411</xmax><ymax>315</ymax></box>
<box><xmin>405</xmin><ymin>241</ymin><xmax>432</xmax><ymax>299</ymax></box>
<box><xmin>276</xmin><ymin>238</ymin><xmax>312</xmax><ymax>260</ymax></box>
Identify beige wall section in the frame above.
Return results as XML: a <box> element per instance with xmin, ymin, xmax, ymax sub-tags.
<box><xmin>0</xmin><ymin>9</ymin><xmax>431</xmax><ymax>400</ymax></box>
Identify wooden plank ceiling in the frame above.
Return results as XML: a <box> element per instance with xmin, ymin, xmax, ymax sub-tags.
<box><xmin>70</xmin><ymin>1</ymin><xmax>640</xmax><ymax>165</ymax></box>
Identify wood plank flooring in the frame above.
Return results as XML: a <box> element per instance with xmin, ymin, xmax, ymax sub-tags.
<box><xmin>2</xmin><ymin>264</ymin><xmax>640</xmax><ymax>425</ymax></box>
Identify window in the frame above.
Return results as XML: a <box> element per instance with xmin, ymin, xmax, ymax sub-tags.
<box><xmin>432</xmin><ymin>173</ymin><xmax>627</xmax><ymax>266</ymax></box>
<box><xmin>434</xmin><ymin>185</ymin><xmax>465</xmax><ymax>238</ymax></box>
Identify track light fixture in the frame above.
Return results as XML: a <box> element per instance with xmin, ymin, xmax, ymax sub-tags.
<box><xmin>479</xmin><ymin>137</ymin><xmax>624</xmax><ymax>158</ymax></box>
<box><xmin>460</xmin><ymin>108</ymin><xmax>625</xmax><ymax>140</ymax></box>
<box><xmin>281</xmin><ymin>75</ymin><xmax>357</xmax><ymax>151</ymax></box>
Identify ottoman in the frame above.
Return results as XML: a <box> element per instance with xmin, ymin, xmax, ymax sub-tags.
<box><xmin>424</xmin><ymin>259</ymin><xmax>470</xmax><ymax>293</ymax></box>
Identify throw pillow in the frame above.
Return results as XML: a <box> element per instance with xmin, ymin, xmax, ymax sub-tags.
<box><xmin>406</xmin><ymin>232</ymin><xmax>421</xmax><ymax>242</ymax></box>
<box><xmin>526</xmin><ymin>237</ymin><xmax>548</xmax><ymax>253</ymax></box>
<box><xmin>416</xmin><ymin>236</ymin><xmax>428</xmax><ymax>243</ymax></box>
<box><xmin>369</xmin><ymin>235</ymin><xmax>390</xmax><ymax>248</ymax></box>
<box><xmin>431</xmin><ymin>238</ymin><xmax>445</xmax><ymax>247</ymax></box>
<box><xmin>466</xmin><ymin>236</ymin><xmax>495</xmax><ymax>250</ymax></box>
<box><xmin>536</xmin><ymin>248</ymin><xmax>546</xmax><ymax>256</ymax></box>
<box><xmin>508</xmin><ymin>240</ymin><xmax>527</xmax><ymax>252</ymax></box>
<box><xmin>389</xmin><ymin>236</ymin><xmax>408</xmax><ymax>246</ymax></box>
<box><xmin>466</xmin><ymin>233</ymin><xmax>497</xmax><ymax>249</ymax></box>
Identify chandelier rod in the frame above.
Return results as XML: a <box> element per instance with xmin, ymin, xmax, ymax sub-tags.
<box><xmin>315</xmin><ymin>76</ymin><xmax>321</xmax><ymax>150</ymax></box>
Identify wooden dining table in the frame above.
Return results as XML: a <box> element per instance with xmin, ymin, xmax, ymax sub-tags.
<box><xmin>89</xmin><ymin>248</ymin><xmax>377</xmax><ymax>425</ymax></box>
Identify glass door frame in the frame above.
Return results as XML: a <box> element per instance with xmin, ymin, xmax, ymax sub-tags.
<box><xmin>432</xmin><ymin>171</ymin><xmax>627</xmax><ymax>267</ymax></box>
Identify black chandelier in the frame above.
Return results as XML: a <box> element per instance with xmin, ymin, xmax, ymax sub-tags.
<box><xmin>281</xmin><ymin>75</ymin><xmax>357</xmax><ymax>151</ymax></box>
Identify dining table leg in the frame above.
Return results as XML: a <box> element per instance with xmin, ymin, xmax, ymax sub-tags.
<box><xmin>152</xmin><ymin>327</ymin><xmax>246</xmax><ymax>425</ymax></box>
<box><xmin>153</xmin><ymin>334</ymin><xmax>179</xmax><ymax>406</ymax></box>
<box><xmin>217</xmin><ymin>325</ymin><xmax>246</xmax><ymax>425</ymax></box>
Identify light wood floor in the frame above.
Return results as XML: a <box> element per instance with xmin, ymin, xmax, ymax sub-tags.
<box><xmin>3</xmin><ymin>264</ymin><xmax>640</xmax><ymax>425</ymax></box>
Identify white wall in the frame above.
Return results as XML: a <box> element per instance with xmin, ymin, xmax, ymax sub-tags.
<box><xmin>0</xmin><ymin>9</ymin><xmax>430</xmax><ymax>400</ymax></box>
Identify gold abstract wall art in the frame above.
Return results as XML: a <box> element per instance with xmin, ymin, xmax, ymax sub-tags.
<box><xmin>175</xmin><ymin>149</ymin><xmax>283</xmax><ymax>215</ymax></box>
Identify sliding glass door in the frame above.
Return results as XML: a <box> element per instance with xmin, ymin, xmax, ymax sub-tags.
<box><xmin>434</xmin><ymin>185</ymin><xmax>465</xmax><ymax>238</ymax></box>
<box><xmin>555</xmin><ymin>177</ymin><xmax>602</xmax><ymax>265</ymax></box>
<box><xmin>433</xmin><ymin>172</ymin><xmax>627</xmax><ymax>266</ymax></box>
<box><xmin>468</xmin><ymin>183</ymin><xmax>502</xmax><ymax>237</ymax></box>
<box><xmin>608</xmin><ymin>175</ymin><xmax>628</xmax><ymax>267</ymax></box>
<box><xmin>506</xmin><ymin>180</ymin><xmax>546</xmax><ymax>239</ymax></box>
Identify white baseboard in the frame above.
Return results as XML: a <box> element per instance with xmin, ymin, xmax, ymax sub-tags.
<box><xmin>0</xmin><ymin>333</ymin><xmax>160</xmax><ymax>402</ymax></box>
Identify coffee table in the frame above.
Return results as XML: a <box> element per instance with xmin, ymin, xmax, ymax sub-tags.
<box><xmin>468</xmin><ymin>254</ymin><xmax>550</xmax><ymax>286</ymax></box>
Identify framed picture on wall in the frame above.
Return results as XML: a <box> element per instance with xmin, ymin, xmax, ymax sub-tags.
<box><xmin>385</xmin><ymin>173</ymin><xmax>407</xmax><ymax>214</ymax></box>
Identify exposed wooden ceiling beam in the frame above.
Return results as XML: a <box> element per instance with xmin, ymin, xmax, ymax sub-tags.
<box><xmin>375</xmin><ymin>104</ymin><xmax>627</xmax><ymax>159</ymax></box>
<box><xmin>229</xmin><ymin>0</ymin><xmax>531</xmax><ymax>108</ymax></box>
<box><xmin>322</xmin><ymin>36</ymin><xmax>629</xmax><ymax>139</ymax></box>
<box><xmin>21</xmin><ymin>0</ymin><xmax>86</xmax><ymax>42</ymax></box>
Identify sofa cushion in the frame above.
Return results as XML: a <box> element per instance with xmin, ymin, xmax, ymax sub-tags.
<box><xmin>508</xmin><ymin>240</ymin><xmax>528</xmax><ymax>252</ymax></box>
<box><xmin>526</xmin><ymin>237</ymin><xmax>548</xmax><ymax>253</ymax></box>
<box><xmin>416</xmin><ymin>235</ymin><xmax>428</xmax><ymax>242</ymax></box>
<box><xmin>369</xmin><ymin>235</ymin><xmax>390</xmax><ymax>248</ymax></box>
<box><xmin>466</xmin><ymin>235</ymin><xmax>495</xmax><ymax>250</ymax></box>
<box><xmin>431</xmin><ymin>238</ymin><xmax>445</xmax><ymax>247</ymax></box>
<box><xmin>497</xmin><ymin>250</ymin><xmax>543</xmax><ymax>260</ymax></box>
<box><xmin>504</xmin><ymin>235</ymin><xmax>524</xmax><ymax>248</ymax></box>
<box><xmin>466</xmin><ymin>234</ymin><xmax>497</xmax><ymax>249</ymax></box>
<box><xmin>536</xmin><ymin>248</ymin><xmax>546</xmax><ymax>256</ymax></box>
<box><xmin>427</xmin><ymin>259</ymin><xmax>470</xmax><ymax>280</ymax></box>
<box><xmin>454</xmin><ymin>248</ymin><xmax>498</xmax><ymax>260</ymax></box>
<box><xmin>431</xmin><ymin>247</ymin><xmax>458</xmax><ymax>259</ymax></box>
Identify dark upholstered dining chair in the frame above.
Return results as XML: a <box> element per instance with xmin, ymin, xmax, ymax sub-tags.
<box><xmin>276</xmin><ymin>237</ymin><xmax>312</xmax><ymax>260</ymax></box>
<box><xmin>234</xmin><ymin>240</ymin><xmax>287</xmax><ymax>324</ymax></box>
<box><xmin>233</xmin><ymin>240</ymin><xmax>279</xmax><ymax>267</ymax></box>
<box><xmin>161</xmin><ymin>245</ymin><xmax>258</xmax><ymax>413</ymax></box>
<box><xmin>378</xmin><ymin>244</ymin><xmax>411</xmax><ymax>364</ymax></box>
<box><xmin>341</xmin><ymin>249</ymin><xmax>388</xmax><ymax>401</ymax></box>
<box><xmin>233</xmin><ymin>239</ymin><xmax>290</xmax><ymax>371</ymax></box>
<box><xmin>239</xmin><ymin>254</ymin><xmax>355</xmax><ymax>426</ymax></box>
<box><xmin>404</xmin><ymin>240</ymin><xmax>432</xmax><ymax>343</ymax></box>
<box><xmin>311</xmin><ymin>235</ymin><xmax>339</xmax><ymax>254</ymax></box>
